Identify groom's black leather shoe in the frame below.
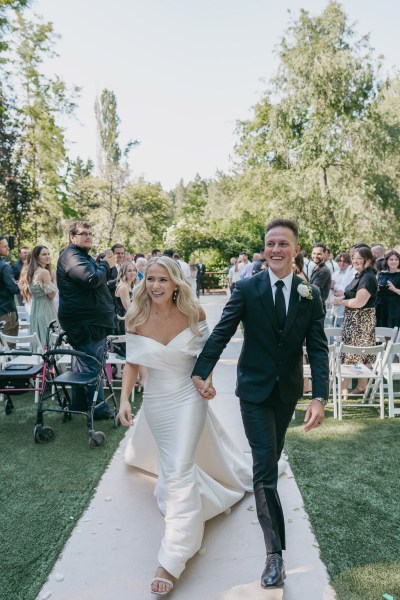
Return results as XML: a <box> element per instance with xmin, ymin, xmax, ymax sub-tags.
<box><xmin>261</xmin><ymin>553</ymin><xmax>286</xmax><ymax>589</ymax></box>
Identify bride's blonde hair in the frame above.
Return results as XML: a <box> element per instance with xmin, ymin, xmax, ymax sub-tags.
<box><xmin>125</xmin><ymin>256</ymin><xmax>202</xmax><ymax>336</ymax></box>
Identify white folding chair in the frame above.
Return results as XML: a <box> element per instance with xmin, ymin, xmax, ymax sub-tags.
<box><xmin>106</xmin><ymin>334</ymin><xmax>135</xmax><ymax>402</ymax></box>
<box><xmin>375</xmin><ymin>326</ymin><xmax>398</xmax><ymax>343</ymax></box>
<box><xmin>324</xmin><ymin>327</ymin><xmax>343</xmax><ymax>345</ymax></box>
<box><xmin>334</xmin><ymin>343</ymin><xmax>386</xmax><ymax>420</ymax></box>
<box><xmin>384</xmin><ymin>341</ymin><xmax>400</xmax><ymax>417</ymax></box>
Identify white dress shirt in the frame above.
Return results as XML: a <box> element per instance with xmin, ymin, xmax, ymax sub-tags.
<box><xmin>269</xmin><ymin>270</ymin><xmax>293</xmax><ymax>313</ymax></box>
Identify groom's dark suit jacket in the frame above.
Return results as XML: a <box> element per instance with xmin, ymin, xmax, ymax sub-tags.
<box><xmin>192</xmin><ymin>270</ymin><xmax>329</xmax><ymax>403</ymax></box>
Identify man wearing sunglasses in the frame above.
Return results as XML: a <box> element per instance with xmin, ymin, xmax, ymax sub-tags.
<box><xmin>57</xmin><ymin>221</ymin><xmax>117</xmax><ymax>418</ymax></box>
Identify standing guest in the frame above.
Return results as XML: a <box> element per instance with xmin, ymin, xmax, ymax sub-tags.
<box><xmin>135</xmin><ymin>256</ymin><xmax>148</xmax><ymax>282</ymax></box>
<box><xmin>292</xmin><ymin>253</ymin><xmax>308</xmax><ymax>281</ymax></box>
<box><xmin>107</xmin><ymin>243</ymin><xmax>125</xmax><ymax>296</ymax></box>
<box><xmin>11</xmin><ymin>246</ymin><xmax>30</xmax><ymax>305</ymax></box>
<box><xmin>173</xmin><ymin>252</ymin><xmax>191</xmax><ymax>281</ymax></box>
<box><xmin>300</xmin><ymin>250</ymin><xmax>315</xmax><ymax>279</ymax></box>
<box><xmin>18</xmin><ymin>254</ymin><xmax>32</xmax><ymax>314</ymax></box>
<box><xmin>333</xmin><ymin>246</ymin><xmax>378</xmax><ymax>395</ymax></box>
<box><xmin>376</xmin><ymin>250</ymin><xmax>400</xmax><ymax>328</ymax></box>
<box><xmin>118</xmin><ymin>257</ymin><xmax>252</xmax><ymax>595</ymax></box>
<box><xmin>310</xmin><ymin>243</ymin><xmax>331</xmax><ymax>312</ymax></box>
<box><xmin>189</xmin><ymin>257</ymin><xmax>199</xmax><ymax>298</ymax></box>
<box><xmin>162</xmin><ymin>249</ymin><xmax>174</xmax><ymax>258</ymax></box>
<box><xmin>372</xmin><ymin>244</ymin><xmax>385</xmax><ymax>272</ymax></box>
<box><xmin>252</xmin><ymin>249</ymin><xmax>266</xmax><ymax>274</ymax></box>
<box><xmin>151</xmin><ymin>249</ymin><xmax>161</xmax><ymax>257</ymax></box>
<box><xmin>0</xmin><ymin>236</ymin><xmax>19</xmax><ymax>343</ymax></box>
<box><xmin>192</xmin><ymin>218</ymin><xmax>329</xmax><ymax>590</ymax></box>
<box><xmin>228</xmin><ymin>257</ymin><xmax>242</xmax><ymax>293</ymax></box>
<box><xmin>331</xmin><ymin>253</ymin><xmax>353</xmax><ymax>326</ymax></box>
<box><xmin>324</xmin><ymin>248</ymin><xmax>339</xmax><ymax>274</ymax></box>
<box><xmin>26</xmin><ymin>246</ymin><xmax>58</xmax><ymax>347</ymax></box>
<box><xmin>57</xmin><ymin>221</ymin><xmax>117</xmax><ymax>418</ymax></box>
<box><xmin>115</xmin><ymin>261</ymin><xmax>138</xmax><ymax>334</ymax></box>
<box><xmin>196</xmin><ymin>257</ymin><xmax>206</xmax><ymax>296</ymax></box>
<box><xmin>240</xmin><ymin>253</ymin><xmax>260</xmax><ymax>279</ymax></box>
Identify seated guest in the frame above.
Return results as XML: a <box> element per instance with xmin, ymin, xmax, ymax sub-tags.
<box><xmin>292</xmin><ymin>253</ymin><xmax>308</xmax><ymax>281</ymax></box>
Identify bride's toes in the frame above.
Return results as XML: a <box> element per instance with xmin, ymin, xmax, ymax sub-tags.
<box><xmin>151</xmin><ymin>566</ymin><xmax>175</xmax><ymax>595</ymax></box>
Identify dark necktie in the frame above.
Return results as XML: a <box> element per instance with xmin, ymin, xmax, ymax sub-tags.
<box><xmin>275</xmin><ymin>280</ymin><xmax>286</xmax><ymax>332</ymax></box>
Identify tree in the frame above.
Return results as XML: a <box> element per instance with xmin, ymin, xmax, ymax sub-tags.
<box><xmin>9</xmin><ymin>11</ymin><xmax>79</xmax><ymax>242</ymax></box>
<box><xmin>234</xmin><ymin>1</ymin><xmax>400</xmax><ymax>251</ymax></box>
<box><xmin>92</xmin><ymin>89</ymin><xmax>139</xmax><ymax>245</ymax></box>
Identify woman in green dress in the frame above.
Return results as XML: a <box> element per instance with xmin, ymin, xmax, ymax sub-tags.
<box><xmin>26</xmin><ymin>245</ymin><xmax>59</xmax><ymax>348</ymax></box>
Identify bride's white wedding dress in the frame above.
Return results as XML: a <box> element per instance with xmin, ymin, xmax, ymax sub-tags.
<box><xmin>124</xmin><ymin>321</ymin><xmax>253</xmax><ymax>579</ymax></box>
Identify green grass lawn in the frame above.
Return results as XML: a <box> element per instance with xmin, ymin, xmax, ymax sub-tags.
<box><xmin>286</xmin><ymin>405</ymin><xmax>400</xmax><ymax>600</ymax></box>
<box><xmin>0</xmin><ymin>391</ymin><xmax>141</xmax><ymax>600</ymax></box>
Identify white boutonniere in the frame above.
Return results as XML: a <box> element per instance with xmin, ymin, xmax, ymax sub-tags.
<box><xmin>297</xmin><ymin>281</ymin><xmax>313</xmax><ymax>301</ymax></box>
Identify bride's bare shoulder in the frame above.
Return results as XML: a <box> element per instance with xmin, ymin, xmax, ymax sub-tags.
<box><xmin>198</xmin><ymin>305</ymin><xmax>206</xmax><ymax>321</ymax></box>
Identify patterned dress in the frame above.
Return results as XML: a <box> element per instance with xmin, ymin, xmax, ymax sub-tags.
<box><xmin>341</xmin><ymin>269</ymin><xmax>378</xmax><ymax>365</ymax></box>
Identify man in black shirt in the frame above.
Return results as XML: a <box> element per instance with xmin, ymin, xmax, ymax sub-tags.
<box><xmin>310</xmin><ymin>243</ymin><xmax>331</xmax><ymax>312</ymax></box>
<box><xmin>57</xmin><ymin>221</ymin><xmax>117</xmax><ymax>417</ymax></box>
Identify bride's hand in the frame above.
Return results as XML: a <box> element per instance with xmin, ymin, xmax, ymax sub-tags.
<box><xmin>201</xmin><ymin>374</ymin><xmax>216</xmax><ymax>400</ymax></box>
<box><xmin>118</xmin><ymin>399</ymin><xmax>133</xmax><ymax>427</ymax></box>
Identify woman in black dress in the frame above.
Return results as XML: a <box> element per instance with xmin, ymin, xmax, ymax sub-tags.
<box><xmin>332</xmin><ymin>246</ymin><xmax>378</xmax><ymax>394</ymax></box>
<box><xmin>376</xmin><ymin>250</ymin><xmax>400</xmax><ymax>328</ymax></box>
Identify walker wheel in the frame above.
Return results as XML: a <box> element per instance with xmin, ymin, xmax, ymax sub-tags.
<box><xmin>114</xmin><ymin>414</ymin><xmax>121</xmax><ymax>428</ymax></box>
<box><xmin>34</xmin><ymin>424</ymin><xmax>55</xmax><ymax>443</ymax></box>
<box><xmin>89</xmin><ymin>431</ymin><xmax>106</xmax><ymax>448</ymax></box>
<box><xmin>5</xmin><ymin>402</ymin><xmax>13</xmax><ymax>415</ymax></box>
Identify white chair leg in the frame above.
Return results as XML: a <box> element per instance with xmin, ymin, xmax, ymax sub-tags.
<box><xmin>379</xmin><ymin>379</ymin><xmax>384</xmax><ymax>419</ymax></box>
<box><xmin>338</xmin><ymin>377</ymin><xmax>343</xmax><ymax>420</ymax></box>
<box><xmin>388</xmin><ymin>378</ymin><xmax>394</xmax><ymax>418</ymax></box>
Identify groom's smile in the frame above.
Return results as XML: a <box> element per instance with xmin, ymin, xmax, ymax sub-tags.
<box><xmin>264</xmin><ymin>226</ymin><xmax>300</xmax><ymax>279</ymax></box>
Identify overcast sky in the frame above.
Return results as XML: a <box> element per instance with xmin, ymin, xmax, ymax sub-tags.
<box><xmin>32</xmin><ymin>0</ymin><xmax>400</xmax><ymax>190</ymax></box>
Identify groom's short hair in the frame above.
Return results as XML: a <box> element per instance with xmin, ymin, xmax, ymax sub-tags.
<box><xmin>265</xmin><ymin>219</ymin><xmax>298</xmax><ymax>241</ymax></box>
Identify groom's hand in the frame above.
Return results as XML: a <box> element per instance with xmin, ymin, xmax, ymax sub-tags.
<box><xmin>192</xmin><ymin>375</ymin><xmax>216</xmax><ymax>400</ymax></box>
<box><xmin>304</xmin><ymin>399</ymin><xmax>324</xmax><ymax>431</ymax></box>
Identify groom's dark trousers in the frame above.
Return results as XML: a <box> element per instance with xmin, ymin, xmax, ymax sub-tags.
<box><xmin>192</xmin><ymin>269</ymin><xmax>329</xmax><ymax>553</ymax></box>
<box><xmin>240</xmin><ymin>382</ymin><xmax>296</xmax><ymax>552</ymax></box>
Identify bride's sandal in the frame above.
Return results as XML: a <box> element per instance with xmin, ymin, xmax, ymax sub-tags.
<box><xmin>151</xmin><ymin>567</ymin><xmax>175</xmax><ymax>596</ymax></box>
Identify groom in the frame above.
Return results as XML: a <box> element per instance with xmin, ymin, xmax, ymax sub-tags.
<box><xmin>192</xmin><ymin>218</ymin><xmax>329</xmax><ymax>589</ymax></box>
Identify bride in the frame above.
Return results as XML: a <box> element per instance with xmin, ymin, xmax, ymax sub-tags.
<box><xmin>118</xmin><ymin>256</ymin><xmax>253</xmax><ymax>595</ymax></box>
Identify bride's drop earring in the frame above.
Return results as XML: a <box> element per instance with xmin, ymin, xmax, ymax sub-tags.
<box><xmin>173</xmin><ymin>289</ymin><xmax>178</xmax><ymax>302</ymax></box>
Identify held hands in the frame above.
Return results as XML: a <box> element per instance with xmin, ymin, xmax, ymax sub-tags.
<box><xmin>304</xmin><ymin>399</ymin><xmax>324</xmax><ymax>432</ymax></box>
<box><xmin>118</xmin><ymin>399</ymin><xmax>133</xmax><ymax>427</ymax></box>
<box><xmin>192</xmin><ymin>375</ymin><xmax>217</xmax><ymax>400</ymax></box>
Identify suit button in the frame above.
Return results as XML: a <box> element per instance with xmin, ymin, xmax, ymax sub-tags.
<box><xmin>278</xmin><ymin>342</ymin><xmax>283</xmax><ymax>347</ymax></box>
<box><xmin>278</xmin><ymin>360</ymin><xmax>282</xmax><ymax>365</ymax></box>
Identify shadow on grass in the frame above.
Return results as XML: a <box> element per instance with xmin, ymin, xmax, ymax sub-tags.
<box><xmin>0</xmin><ymin>391</ymin><xmax>141</xmax><ymax>600</ymax></box>
<box><xmin>286</xmin><ymin>405</ymin><xmax>400</xmax><ymax>600</ymax></box>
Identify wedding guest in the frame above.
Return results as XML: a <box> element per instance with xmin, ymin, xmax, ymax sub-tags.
<box><xmin>26</xmin><ymin>245</ymin><xmax>58</xmax><ymax>347</ymax></box>
<box><xmin>0</xmin><ymin>236</ymin><xmax>19</xmax><ymax>343</ymax></box>
<box><xmin>331</xmin><ymin>253</ymin><xmax>352</xmax><ymax>326</ymax></box>
<box><xmin>57</xmin><ymin>221</ymin><xmax>117</xmax><ymax>418</ymax></box>
<box><xmin>376</xmin><ymin>250</ymin><xmax>400</xmax><ymax>328</ymax></box>
<box><xmin>333</xmin><ymin>246</ymin><xmax>378</xmax><ymax>395</ymax></box>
